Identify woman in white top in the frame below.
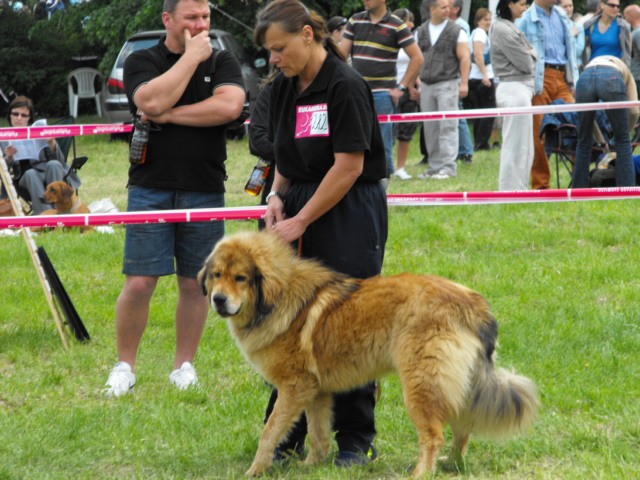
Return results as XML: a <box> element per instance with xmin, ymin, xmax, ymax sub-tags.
<box><xmin>463</xmin><ymin>8</ymin><xmax>496</xmax><ymax>152</ymax></box>
<box><xmin>490</xmin><ymin>0</ymin><xmax>537</xmax><ymax>190</ymax></box>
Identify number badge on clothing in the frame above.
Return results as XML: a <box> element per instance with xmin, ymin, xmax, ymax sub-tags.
<box><xmin>295</xmin><ymin>103</ymin><xmax>330</xmax><ymax>138</ymax></box>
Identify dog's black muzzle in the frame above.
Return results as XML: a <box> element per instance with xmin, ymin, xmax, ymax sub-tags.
<box><xmin>212</xmin><ymin>293</ymin><xmax>231</xmax><ymax>316</ymax></box>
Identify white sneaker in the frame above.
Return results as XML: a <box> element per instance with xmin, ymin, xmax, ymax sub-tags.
<box><xmin>169</xmin><ymin>362</ymin><xmax>199</xmax><ymax>390</ymax></box>
<box><xmin>393</xmin><ymin>168</ymin><xmax>412</xmax><ymax>180</ymax></box>
<box><xmin>418</xmin><ymin>171</ymin><xmax>451</xmax><ymax>180</ymax></box>
<box><xmin>103</xmin><ymin>362</ymin><xmax>136</xmax><ymax>398</ymax></box>
<box><xmin>430</xmin><ymin>172</ymin><xmax>451</xmax><ymax>180</ymax></box>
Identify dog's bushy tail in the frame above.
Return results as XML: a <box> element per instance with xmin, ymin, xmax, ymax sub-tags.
<box><xmin>464</xmin><ymin>360</ymin><xmax>539</xmax><ymax>439</ymax></box>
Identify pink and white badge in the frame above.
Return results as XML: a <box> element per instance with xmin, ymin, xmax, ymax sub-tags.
<box><xmin>295</xmin><ymin>103</ymin><xmax>330</xmax><ymax>138</ymax></box>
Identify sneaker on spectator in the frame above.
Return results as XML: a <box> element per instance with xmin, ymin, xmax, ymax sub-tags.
<box><xmin>430</xmin><ymin>172</ymin><xmax>451</xmax><ymax>180</ymax></box>
<box><xmin>418</xmin><ymin>170</ymin><xmax>451</xmax><ymax>180</ymax></box>
<box><xmin>393</xmin><ymin>168</ymin><xmax>412</xmax><ymax>180</ymax></box>
<box><xmin>103</xmin><ymin>362</ymin><xmax>136</xmax><ymax>398</ymax></box>
<box><xmin>169</xmin><ymin>361</ymin><xmax>199</xmax><ymax>390</ymax></box>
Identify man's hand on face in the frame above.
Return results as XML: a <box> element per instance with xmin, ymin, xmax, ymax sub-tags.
<box><xmin>184</xmin><ymin>29</ymin><xmax>212</xmax><ymax>64</ymax></box>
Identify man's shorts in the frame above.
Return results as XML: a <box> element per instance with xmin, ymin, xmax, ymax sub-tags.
<box><xmin>123</xmin><ymin>186</ymin><xmax>224</xmax><ymax>278</ymax></box>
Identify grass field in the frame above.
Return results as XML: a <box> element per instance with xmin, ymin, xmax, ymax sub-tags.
<box><xmin>1</xmin><ymin>117</ymin><xmax>639</xmax><ymax>479</ymax></box>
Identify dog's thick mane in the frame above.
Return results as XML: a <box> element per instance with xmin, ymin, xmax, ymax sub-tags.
<box><xmin>220</xmin><ymin>232</ymin><xmax>360</xmax><ymax>353</ymax></box>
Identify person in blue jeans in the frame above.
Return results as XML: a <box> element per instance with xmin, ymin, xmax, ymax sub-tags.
<box><xmin>457</xmin><ymin>107</ymin><xmax>474</xmax><ymax>163</ymax></box>
<box><xmin>572</xmin><ymin>56</ymin><xmax>638</xmax><ymax>188</ymax></box>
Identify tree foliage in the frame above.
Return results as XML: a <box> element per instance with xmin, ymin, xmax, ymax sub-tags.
<box><xmin>1</xmin><ymin>0</ymin><xmax>604</xmax><ymax>118</ymax></box>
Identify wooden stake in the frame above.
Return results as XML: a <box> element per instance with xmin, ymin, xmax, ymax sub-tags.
<box><xmin>0</xmin><ymin>154</ymin><xmax>70</xmax><ymax>349</ymax></box>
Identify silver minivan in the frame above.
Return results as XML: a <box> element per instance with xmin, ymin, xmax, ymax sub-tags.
<box><xmin>104</xmin><ymin>29</ymin><xmax>262</xmax><ymax>131</ymax></box>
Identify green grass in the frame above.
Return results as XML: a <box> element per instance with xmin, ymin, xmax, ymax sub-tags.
<box><xmin>1</xmin><ymin>117</ymin><xmax>639</xmax><ymax>479</ymax></box>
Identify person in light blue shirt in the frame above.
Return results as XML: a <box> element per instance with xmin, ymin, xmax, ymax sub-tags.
<box><xmin>517</xmin><ymin>0</ymin><xmax>577</xmax><ymax>189</ymax></box>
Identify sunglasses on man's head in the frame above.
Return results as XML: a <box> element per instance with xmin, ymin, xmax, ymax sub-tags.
<box><xmin>603</xmin><ymin>2</ymin><xmax>619</xmax><ymax>8</ymax></box>
<box><xmin>10</xmin><ymin>112</ymin><xmax>30</xmax><ymax>118</ymax></box>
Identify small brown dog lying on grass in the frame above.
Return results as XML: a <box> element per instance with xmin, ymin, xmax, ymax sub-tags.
<box><xmin>198</xmin><ymin>231</ymin><xmax>539</xmax><ymax>478</ymax></box>
<box><xmin>40</xmin><ymin>181</ymin><xmax>92</xmax><ymax>232</ymax></box>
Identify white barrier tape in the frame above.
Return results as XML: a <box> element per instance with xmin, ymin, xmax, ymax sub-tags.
<box><xmin>2</xmin><ymin>188</ymin><xmax>640</xmax><ymax>230</ymax></box>
<box><xmin>2</xmin><ymin>100</ymin><xmax>640</xmax><ymax>140</ymax></box>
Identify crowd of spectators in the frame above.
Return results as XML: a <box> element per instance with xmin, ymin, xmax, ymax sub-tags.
<box><xmin>328</xmin><ymin>0</ymin><xmax>639</xmax><ymax>189</ymax></box>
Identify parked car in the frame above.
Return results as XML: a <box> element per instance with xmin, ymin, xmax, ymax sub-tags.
<box><xmin>104</xmin><ymin>29</ymin><xmax>263</xmax><ymax>137</ymax></box>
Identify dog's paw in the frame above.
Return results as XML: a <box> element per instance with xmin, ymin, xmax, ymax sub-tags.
<box><xmin>245</xmin><ymin>463</ymin><xmax>267</xmax><ymax>477</ymax></box>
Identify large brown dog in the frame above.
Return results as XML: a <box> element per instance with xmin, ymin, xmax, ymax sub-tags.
<box><xmin>198</xmin><ymin>231</ymin><xmax>538</xmax><ymax>477</ymax></box>
<box><xmin>41</xmin><ymin>181</ymin><xmax>92</xmax><ymax>232</ymax></box>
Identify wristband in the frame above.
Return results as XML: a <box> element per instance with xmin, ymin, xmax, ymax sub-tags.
<box><xmin>265</xmin><ymin>191</ymin><xmax>283</xmax><ymax>203</ymax></box>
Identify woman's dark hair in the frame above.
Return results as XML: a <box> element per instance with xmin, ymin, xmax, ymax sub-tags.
<box><xmin>7</xmin><ymin>95</ymin><xmax>34</xmax><ymax>124</ymax></box>
<box><xmin>496</xmin><ymin>0</ymin><xmax>520</xmax><ymax>21</ymax></box>
<box><xmin>254</xmin><ymin>0</ymin><xmax>345</xmax><ymax>61</ymax></box>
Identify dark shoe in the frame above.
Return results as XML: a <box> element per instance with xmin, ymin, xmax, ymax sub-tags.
<box><xmin>474</xmin><ymin>143</ymin><xmax>491</xmax><ymax>152</ymax></box>
<box><xmin>457</xmin><ymin>154</ymin><xmax>472</xmax><ymax>163</ymax></box>
<box><xmin>334</xmin><ymin>446</ymin><xmax>378</xmax><ymax>467</ymax></box>
<box><xmin>417</xmin><ymin>156</ymin><xmax>428</xmax><ymax>165</ymax></box>
<box><xmin>492</xmin><ymin>141</ymin><xmax>501</xmax><ymax>149</ymax></box>
<box><xmin>273</xmin><ymin>444</ymin><xmax>305</xmax><ymax>463</ymax></box>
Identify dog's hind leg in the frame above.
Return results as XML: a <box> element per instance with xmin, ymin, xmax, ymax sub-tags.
<box><xmin>304</xmin><ymin>392</ymin><xmax>333</xmax><ymax>465</ymax></box>
<box><xmin>399</xmin><ymin>373</ymin><xmax>447</xmax><ymax>477</ymax></box>
<box><xmin>246</xmin><ymin>387</ymin><xmax>309</xmax><ymax>476</ymax></box>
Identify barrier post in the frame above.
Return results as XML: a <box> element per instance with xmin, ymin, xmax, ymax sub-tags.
<box><xmin>0</xmin><ymin>153</ymin><xmax>70</xmax><ymax>349</ymax></box>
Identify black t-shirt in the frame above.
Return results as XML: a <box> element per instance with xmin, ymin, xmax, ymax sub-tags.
<box><xmin>268</xmin><ymin>49</ymin><xmax>387</xmax><ymax>183</ymax></box>
<box><xmin>124</xmin><ymin>39</ymin><xmax>244</xmax><ymax>192</ymax></box>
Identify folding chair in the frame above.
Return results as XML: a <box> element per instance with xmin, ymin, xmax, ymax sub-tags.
<box><xmin>541</xmin><ymin>122</ymin><xmax>578</xmax><ymax>188</ymax></box>
<box><xmin>9</xmin><ymin>116</ymin><xmax>88</xmax><ymax>214</ymax></box>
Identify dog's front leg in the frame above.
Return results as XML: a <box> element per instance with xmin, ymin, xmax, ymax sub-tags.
<box><xmin>304</xmin><ymin>392</ymin><xmax>333</xmax><ymax>465</ymax></box>
<box><xmin>246</xmin><ymin>389</ymin><xmax>307</xmax><ymax>477</ymax></box>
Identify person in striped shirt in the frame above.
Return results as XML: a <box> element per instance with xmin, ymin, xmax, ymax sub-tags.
<box><xmin>341</xmin><ymin>0</ymin><xmax>423</xmax><ymax>182</ymax></box>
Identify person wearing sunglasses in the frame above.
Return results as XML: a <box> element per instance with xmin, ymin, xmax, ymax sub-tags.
<box><xmin>582</xmin><ymin>0</ymin><xmax>632</xmax><ymax>65</ymax></box>
<box><xmin>0</xmin><ymin>95</ymin><xmax>79</xmax><ymax>214</ymax></box>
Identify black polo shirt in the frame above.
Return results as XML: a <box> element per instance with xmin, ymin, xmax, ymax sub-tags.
<box><xmin>268</xmin><ymin>49</ymin><xmax>387</xmax><ymax>183</ymax></box>
<box><xmin>124</xmin><ymin>38</ymin><xmax>244</xmax><ymax>192</ymax></box>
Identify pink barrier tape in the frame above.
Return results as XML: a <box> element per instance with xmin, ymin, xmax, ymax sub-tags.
<box><xmin>2</xmin><ymin>188</ymin><xmax>640</xmax><ymax>230</ymax></box>
<box><xmin>381</xmin><ymin>100</ymin><xmax>640</xmax><ymax>124</ymax></box>
<box><xmin>0</xmin><ymin>206</ymin><xmax>267</xmax><ymax>230</ymax></box>
<box><xmin>0</xmin><ymin>123</ymin><xmax>133</xmax><ymax>141</ymax></box>
<box><xmin>3</xmin><ymin>100</ymin><xmax>640</xmax><ymax>140</ymax></box>
<box><xmin>387</xmin><ymin>187</ymin><xmax>640</xmax><ymax>205</ymax></box>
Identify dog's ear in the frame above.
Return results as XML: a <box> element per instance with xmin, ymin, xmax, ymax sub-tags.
<box><xmin>254</xmin><ymin>269</ymin><xmax>274</xmax><ymax>316</ymax></box>
<box><xmin>61</xmin><ymin>183</ymin><xmax>74</xmax><ymax>201</ymax></box>
<box><xmin>197</xmin><ymin>262</ymin><xmax>209</xmax><ymax>297</ymax></box>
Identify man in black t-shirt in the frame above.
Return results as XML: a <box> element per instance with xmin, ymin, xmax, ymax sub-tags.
<box><xmin>103</xmin><ymin>0</ymin><xmax>245</xmax><ymax>398</ymax></box>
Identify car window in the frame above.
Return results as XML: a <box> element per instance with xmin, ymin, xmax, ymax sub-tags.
<box><xmin>218</xmin><ymin>33</ymin><xmax>249</xmax><ymax>65</ymax></box>
<box><xmin>117</xmin><ymin>38</ymin><xmax>162</xmax><ymax>68</ymax></box>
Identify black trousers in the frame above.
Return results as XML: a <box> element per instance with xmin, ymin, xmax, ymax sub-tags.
<box><xmin>463</xmin><ymin>78</ymin><xmax>496</xmax><ymax>150</ymax></box>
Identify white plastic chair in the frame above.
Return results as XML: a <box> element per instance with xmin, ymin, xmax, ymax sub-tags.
<box><xmin>67</xmin><ymin>68</ymin><xmax>103</xmax><ymax>118</ymax></box>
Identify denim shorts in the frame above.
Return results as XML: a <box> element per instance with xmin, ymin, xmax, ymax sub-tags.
<box><xmin>123</xmin><ymin>186</ymin><xmax>225</xmax><ymax>278</ymax></box>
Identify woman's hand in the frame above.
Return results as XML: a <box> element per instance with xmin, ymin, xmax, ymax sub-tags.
<box><xmin>264</xmin><ymin>195</ymin><xmax>286</xmax><ymax>230</ymax></box>
<box><xmin>4</xmin><ymin>145</ymin><xmax>17</xmax><ymax>158</ymax></box>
